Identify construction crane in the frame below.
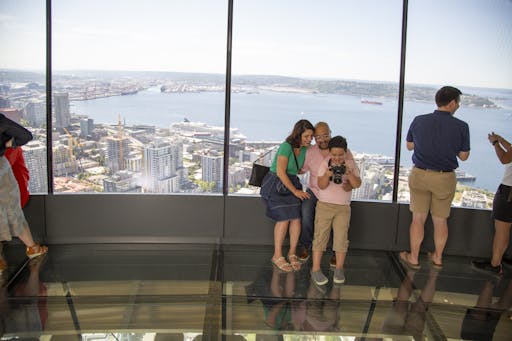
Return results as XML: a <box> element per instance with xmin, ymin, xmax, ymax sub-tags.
<box><xmin>63</xmin><ymin>127</ymin><xmax>84</xmax><ymax>172</ymax></box>
<box><xmin>117</xmin><ymin>114</ymin><xmax>125</xmax><ymax>170</ymax></box>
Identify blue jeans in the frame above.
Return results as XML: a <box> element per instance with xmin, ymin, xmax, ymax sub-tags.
<box><xmin>300</xmin><ymin>189</ymin><xmax>318</xmax><ymax>249</ymax></box>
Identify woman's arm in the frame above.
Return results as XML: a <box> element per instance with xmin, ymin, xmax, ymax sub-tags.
<box><xmin>276</xmin><ymin>155</ymin><xmax>310</xmax><ymax>200</ymax></box>
<box><xmin>276</xmin><ymin>155</ymin><xmax>295</xmax><ymax>190</ymax></box>
<box><xmin>489</xmin><ymin>133</ymin><xmax>512</xmax><ymax>164</ymax></box>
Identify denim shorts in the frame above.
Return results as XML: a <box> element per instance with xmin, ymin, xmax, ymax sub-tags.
<box><xmin>260</xmin><ymin>172</ymin><xmax>302</xmax><ymax>222</ymax></box>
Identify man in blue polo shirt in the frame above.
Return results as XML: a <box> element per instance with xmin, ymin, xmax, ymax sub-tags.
<box><xmin>400</xmin><ymin>86</ymin><xmax>470</xmax><ymax>270</ymax></box>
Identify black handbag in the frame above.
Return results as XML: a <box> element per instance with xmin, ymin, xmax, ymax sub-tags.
<box><xmin>248</xmin><ymin>148</ymin><xmax>274</xmax><ymax>187</ymax></box>
<box><xmin>248</xmin><ymin>163</ymin><xmax>270</xmax><ymax>187</ymax></box>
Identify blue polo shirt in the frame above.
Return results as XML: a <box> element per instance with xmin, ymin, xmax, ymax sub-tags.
<box><xmin>406</xmin><ymin>110</ymin><xmax>470</xmax><ymax>171</ymax></box>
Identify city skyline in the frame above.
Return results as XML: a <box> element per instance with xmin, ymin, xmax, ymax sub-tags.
<box><xmin>2</xmin><ymin>65</ymin><xmax>509</xmax><ymax>195</ymax></box>
<box><xmin>0</xmin><ymin>77</ymin><xmax>502</xmax><ymax>205</ymax></box>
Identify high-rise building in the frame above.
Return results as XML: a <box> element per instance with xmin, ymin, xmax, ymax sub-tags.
<box><xmin>352</xmin><ymin>157</ymin><xmax>368</xmax><ymax>200</ymax></box>
<box><xmin>106</xmin><ymin>136</ymin><xmax>130</xmax><ymax>173</ymax></box>
<box><xmin>352</xmin><ymin>159</ymin><xmax>384</xmax><ymax>200</ymax></box>
<box><xmin>24</xmin><ymin>100</ymin><xmax>46</xmax><ymax>127</ymax></box>
<box><xmin>23</xmin><ymin>140</ymin><xmax>47</xmax><ymax>193</ymax></box>
<box><xmin>201</xmin><ymin>154</ymin><xmax>223</xmax><ymax>192</ymax></box>
<box><xmin>54</xmin><ymin>92</ymin><xmax>71</xmax><ymax>129</ymax></box>
<box><xmin>461</xmin><ymin>190</ymin><xmax>487</xmax><ymax>209</ymax></box>
<box><xmin>80</xmin><ymin>118</ymin><xmax>94</xmax><ymax>137</ymax></box>
<box><xmin>103</xmin><ymin>170</ymin><xmax>141</xmax><ymax>193</ymax></box>
<box><xmin>52</xmin><ymin>144</ymin><xmax>78</xmax><ymax>177</ymax></box>
<box><xmin>125</xmin><ymin>153</ymin><xmax>143</xmax><ymax>172</ymax></box>
<box><xmin>0</xmin><ymin>108</ymin><xmax>23</xmax><ymax>124</ymax></box>
<box><xmin>228</xmin><ymin>166</ymin><xmax>246</xmax><ymax>189</ymax></box>
<box><xmin>143</xmin><ymin>140</ymin><xmax>180</xmax><ymax>193</ymax></box>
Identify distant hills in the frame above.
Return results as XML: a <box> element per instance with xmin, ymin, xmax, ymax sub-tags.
<box><xmin>0</xmin><ymin>69</ymin><xmax>501</xmax><ymax>108</ymax></box>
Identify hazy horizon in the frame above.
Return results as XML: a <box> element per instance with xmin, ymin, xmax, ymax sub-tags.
<box><xmin>3</xmin><ymin>68</ymin><xmax>512</xmax><ymax>92</ymax></box>
<box><xmin>1</xmin><ymin>0</ymin><xmax>511</xmax><ymax>90</ymax></box>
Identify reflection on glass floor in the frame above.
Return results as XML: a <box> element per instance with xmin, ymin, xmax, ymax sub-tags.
<box><xmin>0</xmin><ymin>244</ymin><xmax>511</xmax><ymax>340</ymax></box>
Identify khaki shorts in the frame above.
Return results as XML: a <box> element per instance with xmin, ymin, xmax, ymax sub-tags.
<box><xmin>408</xmin><ymin>167</ymin><xmax>457</xmax><ymax>218</ymax></box>
<box><xmin>312</xmin><ymin>201</ymin><xmax>351</xmax><ymax>252</ymax></box>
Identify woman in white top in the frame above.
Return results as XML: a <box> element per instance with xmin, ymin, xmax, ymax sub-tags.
<box><xmin>471</xmin><ymin>132</ymin><xmax>512</xmax><ymax>276</ymax></box>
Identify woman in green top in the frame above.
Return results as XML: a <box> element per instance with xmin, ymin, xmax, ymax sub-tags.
<box><xmin>261</xmin><ymin>119</ymin><xmax>314</xmax><ymax>272</ymax></box>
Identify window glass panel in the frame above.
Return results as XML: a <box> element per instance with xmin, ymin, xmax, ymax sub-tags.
<box><xmin>229</xmin><ymin>0</ymin><xmax>403</xmax><ymax>200</ymax></box>
<box><xmin>400</xmin><ymin>0</ymin><xmax>512</xmax><ymax>208</ymax></box>
<box><xmin>229</xmin><ymin>1</ymin><xmax>402</xmax><ymax>200</ymax></box>
<box><xmin>52</xmin><ymin>0</ymin><xmax>227</xmax><ymax>193</ymax></box>
<box><xmin>0</xmin><ymin>0</ymin><xmax>48</xmax><ymax>194</ymax></box>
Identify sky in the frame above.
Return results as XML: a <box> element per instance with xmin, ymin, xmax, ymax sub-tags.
<box><xmin>1</xmin><ymin>0</ymin><xmax>511</xmax><ymax>89</ymax></box>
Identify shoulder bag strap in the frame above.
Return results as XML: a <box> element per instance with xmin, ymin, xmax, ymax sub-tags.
<box><xmin>292</xmin><ymin>151</ymin><xmax>299</xmax><ymax>171</ymax></box>
<box><xmin>254</xmin><ymin>147</ymin><xmax>275</xmax><ymax>164</ymax></box>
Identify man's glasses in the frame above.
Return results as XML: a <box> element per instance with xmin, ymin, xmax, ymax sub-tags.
<box><xmin>314</xmin><ymin>134</ymin><xmax>330</xmax><ymax>140</ymax></box>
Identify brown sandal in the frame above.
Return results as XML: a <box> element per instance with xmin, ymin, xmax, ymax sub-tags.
<box><xmin>271</xmin><ymin>257</ymin><xmax>293</xmax><ymax>272</ymax></box>
<box><xmin>26</xmin><ymin>244</ymin><xmax>48</xmax><ymax>259</ymax></box>
<box><xmin>288</xmin><ymin>254</ymin><xmax>302</xmax><ymax>271</ymax></box>
<box><xmin>428</xmin><ymin>252</ymin><xmax>443</xmax><ymax>269</ymax></box>
<box><xmin>399</xmin><ymin>251</ymin><xmax>421</xmax><ymax>270</ymax></box>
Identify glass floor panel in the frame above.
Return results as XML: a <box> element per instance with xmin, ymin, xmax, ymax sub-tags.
<box><xmin>1</xmin><ymin>244</ymin><xmax>511</xmax><ymax>340</ymax></box>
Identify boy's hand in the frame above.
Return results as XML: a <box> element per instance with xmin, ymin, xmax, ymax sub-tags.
<box><xmin>5</xmin><ymin>138</ymin><xmax>14</xmax><ymax>148</ymax></box>
<box><xmin>325</xmin><ymin>167</ymin><xmax>334</xmax><ymax>178</ymax></box>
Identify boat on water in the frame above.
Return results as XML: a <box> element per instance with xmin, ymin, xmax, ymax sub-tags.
<box><xmin>361</xmin><ymin>99</ymin><xmax>383</xmax><ymax>105</ymax></box>
<box><xmin>121</xmin><ymin>89</ymin><xmax>138</xmax><ymax>96</ymax></box>
<box><xmin>456</xmin><ymin>169</ymin><xmax>476</xmax><ymax>182</ymax></box>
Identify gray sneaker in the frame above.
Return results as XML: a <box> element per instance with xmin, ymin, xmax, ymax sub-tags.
<box><xmin>333</xmin><ymin>268</ymin><xmax>345</xmax><ymax>284</ymax></box>
<box><xmin>311</xmin><ymin>270</ymin><xmax>328</xmax><ymax>286</ymax></box>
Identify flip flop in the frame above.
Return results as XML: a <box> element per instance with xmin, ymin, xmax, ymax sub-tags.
<box><xmin>271</xmin><ymin>256</ymin><xmax>293</xmax><ymax>273</ymax></box>
<box><xmin>288</xmin><ymin>254</ymin><xmax>302</xmax><ymax>271</ymax></box>
<box><xmin>428</xmin><ymin>252</ymin><xmax>443</xmax><ymax>269</ymax></box>
<box><xmin>399</xmin><ymin>252</ymin><xmax>421</xmax><ymax>270</ymax></box>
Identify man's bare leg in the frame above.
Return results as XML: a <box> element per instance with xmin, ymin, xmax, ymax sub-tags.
<box><xmin>431</xmin><ymin>215</ymin><xmax>449</xmax><ymax>266</ymax></box>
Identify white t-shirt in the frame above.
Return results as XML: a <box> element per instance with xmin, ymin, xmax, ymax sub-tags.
<box><xmin>502</xmin><ymin>162</ymin><xmax>512</xmax><ymax>186</ymax></box>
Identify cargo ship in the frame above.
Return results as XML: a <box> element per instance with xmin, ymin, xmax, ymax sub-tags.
<box><xmin>361</xmin><ymin>99</ymin><xmax>383</xmax><ymax>105</ymax></box>
<box><xmin>456</xmin><ymin>170</ymin><xmax>476</xmax><ymax>182</ymax></box>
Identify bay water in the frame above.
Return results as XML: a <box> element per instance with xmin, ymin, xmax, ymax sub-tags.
<box><xmin>71</xmin><ymin>86</ymin><xmax>512</xmax><ymax>192</ymax></box>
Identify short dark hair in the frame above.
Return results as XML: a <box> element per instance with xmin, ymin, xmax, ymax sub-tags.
<box><xmin>435</xmin><ymin>86</ymin><xmax>462</xmax><ymax>107</ymax></box>
<box><xmin>328</xmin><ymin>135</ymin><xmax>347</xmax><ymax>151</ymax></box>
<box><xmin>286</xmin><ymin>119</ymin><xmax>314</xmax><ymax>148</ymax></box>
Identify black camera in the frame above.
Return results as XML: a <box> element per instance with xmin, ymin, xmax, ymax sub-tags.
<box><xmin>329</xmin><ymin>160</ymin><xmax>346</xmax><ymax>184</ymax></box>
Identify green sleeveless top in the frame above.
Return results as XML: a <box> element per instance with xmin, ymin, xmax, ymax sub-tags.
<box><xmin>269</xmin><ymin>142</ymin><xmax>307</xmax><ymax>175</ymax></box>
